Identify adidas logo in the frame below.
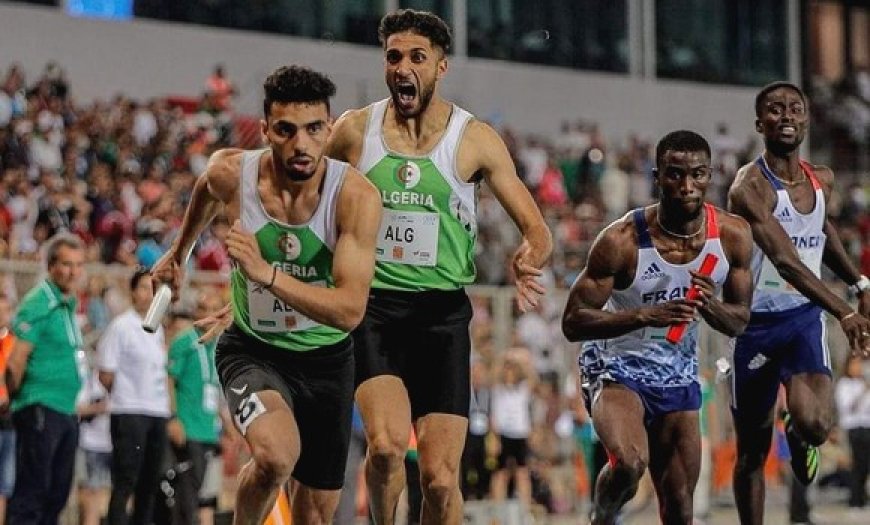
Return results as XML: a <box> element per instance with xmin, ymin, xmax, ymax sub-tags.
<box><xmin>777</xmin><ymin>207</ymin><xmax>793</xmax><ymax>223</ymax></box>
<box><xmin>641</xmin><ymin>262</ymin><xmax>665</xmax><ymax>281</ymax></box>
<box><xmin>747</xmin><ymin>353</ymin><xmax>770</xmax><ymax>370</ymax></box>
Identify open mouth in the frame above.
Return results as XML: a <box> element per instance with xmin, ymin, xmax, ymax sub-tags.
<box><xmin>395</xmin><ymin>80</ymin><xmax>418</xmax><ymax>107</ymax></box>
<box><xmin>779</xmin><ymin>125</ymin><xmax>797</xmax><ymax>138</ymax></box>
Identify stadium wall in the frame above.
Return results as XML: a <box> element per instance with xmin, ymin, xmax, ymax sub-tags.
<box><xmin>1</xmin><ymin>3</ymin><xmax>761</xmax><ymax>144</ymax></box>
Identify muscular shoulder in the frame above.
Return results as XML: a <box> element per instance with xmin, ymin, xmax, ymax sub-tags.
<box><xmin>590</xmin><ymin>213</ymin><xmax>638</xmax><ymax>274</ymax></box>
<box><xmin>712</xmin><ymin>206</ymin><xmax>753</xmax><ymax>260</ymax></box>
<box><xmin>804</xmin><ymin>162</ymin><xmax>835</xmax><ymax>198</ymax></box>
<box><xmin>328</xmin><ymin>107</ymin><xmax>369</xmax><ymax>163</ymax></box>
<box><xmin>204</xmin><ymin>148</ymin><xmax>244</xmax><ymax>202</ymax></box>
<box><xmin>727</xmin><ymin>162</ymin><xmax>776</xmax><ymax>220</ymax></box>
<box><xmin>463</xmin><ymin>119</ymin><xmax>503</xmax><ymax>151</ymax></box>
<box><xmin>337</xmin><ymin>164</ymin><xmax>381</xmax><ymax>228</ymax></box>
<box><xmin>459</xmin><ymin>119</ymin><xmax>510</xmax><ymax>175</ymax></box>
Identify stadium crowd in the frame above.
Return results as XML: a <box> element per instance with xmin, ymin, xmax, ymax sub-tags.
<box><xmin>0</xmin><ymin>60</ymin><xmax>867</xmax><ymax>524</ymax></box>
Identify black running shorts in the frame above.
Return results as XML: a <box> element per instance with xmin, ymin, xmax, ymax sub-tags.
<box><xmin>215</xmin><ymin>325</ymin><xmax>354</xmax><ymax>490</ymax></box>
<box><xmin>352</xmin><ymin>288</ymin><xmax>473</xmax><ymax>420</ymax></box>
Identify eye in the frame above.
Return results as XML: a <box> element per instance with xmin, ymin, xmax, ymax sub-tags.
<box><xmin>386</xmin><ymin>50</ymin><xmax>401</xmax><ymax>64</ymax></box>
<box><xmin>412</xmin><ymin>52</ymin><xmax>426</xmax><ymax>63</ymax></box>
<box><xmin>274</xmin><ymin>122</ymin><xmax>295</xmax><ymax>137</ymax></box>
<box><xmin>307</xmin><ymin>122</ymin><xmax>324</xmax><ymax>134</ymax></box>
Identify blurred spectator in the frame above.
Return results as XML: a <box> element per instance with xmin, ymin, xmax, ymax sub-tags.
<box><xmin>0</xmin><ymin>294</ymin><xmax>16</xmax><ymax>525</ymax></box>
<box><xmin>76</xmin><ymin>365</ymin><xmax>112</xmax><ymax>525</ymax></box>
<box><xmin>97</xmin><ymin>269</ymin><xmax>169</xmax><ymax>525</ymax></box>
<box><xmin>461</xmin><ymin>358</ymin><xmax>494</xmax><ymax>501</ymax></box>
<box><xmin>166</xmin><ymin>289</ymin><xmax>224</xmax><ymax>525</ymax></box>
<box><xmin>204</xmin><ymin>64</ymin><xmax>236</xmax><ymax>113</ymax></box>
<box><xmin>835</xmin><ymin>355</ymin><xmax>870</xmax><ymax>510</ymax></box>
<box><xmin>490</xmin><ymin>348</ymin><xmax>537</xmax><ymax>505</ymax></box>
<box><xmin>6</xmin><ymin>233</ymin><xmax>86</xmax><ymax>525</ymax></box>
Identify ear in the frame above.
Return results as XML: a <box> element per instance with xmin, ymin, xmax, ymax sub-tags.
<box><xmin>437</xmin><ymin>55</ymin><xmax>448</xmax><ymax>79</ymax></box>
<box><xmin>754</xmin><ymin>118</ymin><xmax>762</xmax><ymax>133</ymax></box>
<box><xmin>651</xmin><ymin>167</ymin><xmax>658</xmax><ymax>180</ymax></box>
<box><xmin>260</xmin><ymin>118</ymin><xmax>269</xmax><ymax>139</ymax></box>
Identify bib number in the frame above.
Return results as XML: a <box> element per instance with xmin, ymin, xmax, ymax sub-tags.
<box><xmin>376</xmin><ymin>210</ymin><xmax>439</xmax><ymax>267</ymax></box>
<box><xmin>248</xmin><ymin>279</ymin><xmax>324</xmax><ymax>332</ymax></box>
<box><xmin>758</xmin><ymin>248</ymin><xmax>823</xmax><ymax>294</ymax></box>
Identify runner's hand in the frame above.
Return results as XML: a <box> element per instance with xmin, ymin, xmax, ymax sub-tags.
<box><xmin>195</xmin><ymin>303</ymin><xmax>233</xmax><ymax>343</ymax></box>
<box><xmin>226</xmin><ymin>220</ymin><xmax>272</xmax><ymax>286</ymax></box>
<box><xmin>640</xmin><ymin>299</ymin><xmax>702</xmax><ymax>328</ymax></box>
<box><xmin>840</xmin><ymin>312</ymin><xmax>870</xmax><ymax>358</ymax></box>
<box><xmin>511</xmin><ymin>240</ymin><xmax>546</xmax><ymax>312</ymax></box>
<box><xmin>150</xmin><ymin>251</ymin><xmax>184</xmax><ymax>302</ymax></box>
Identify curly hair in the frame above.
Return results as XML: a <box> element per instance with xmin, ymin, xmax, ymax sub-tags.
<box><xmin>263</xmin><ymin>65</ymin><xmax>336</xmax><ymax>118</ymax></box>
<box><xmin>378</xmin><ymin>9</ymin><xmax>452</xmax><ymax>53</ymax></box>
<box><xmin>655</xmin><ymin>130</ymin><xmax>711</xmax><ymax>166</ymax></box>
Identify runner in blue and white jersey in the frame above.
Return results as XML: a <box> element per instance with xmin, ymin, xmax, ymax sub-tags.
<box><xmin>563</xmin><ymin>130</ymin><xmax>754</xmax><ymax>524</ymax></box>
<box><xmin>727</xmin><ymin>81</ymin><xmax>870</xmax><ymax>525</ymax></box>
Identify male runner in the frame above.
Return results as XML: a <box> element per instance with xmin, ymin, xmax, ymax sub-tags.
<box><xmin>326</xmin><ymin>9</ymin><xmax>552</xmax><ymax>524</ymax></box>
<box><xmin>562</xmin><ymin>130</ymin><xmax>753</xmax><ymax>524</ymax></box>
<box><xmin>151</xmin><ymin>65</ymin><xmax>381</xmax><ymax>525</ymax></box>
<box><xmin>727</xmin><ymin>81</ymin><xmax>870</xmax><ymax>525</ymax></box>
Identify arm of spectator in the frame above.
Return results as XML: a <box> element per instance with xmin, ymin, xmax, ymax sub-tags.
<box><xmin>5</xmin><ymin>338</ymin><xmax>32</xmax><ymax>395</ymax></box>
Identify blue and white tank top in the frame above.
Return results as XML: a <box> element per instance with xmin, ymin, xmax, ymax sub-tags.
<box><xmin>580</xmin><ymin>204</ymin><xmax>730</xmax><ymax>387</ymax></box>
<box><xmin>750</xmin><ymin>157</ymin><xmax>826</xmax><ymax>313</ymax></box>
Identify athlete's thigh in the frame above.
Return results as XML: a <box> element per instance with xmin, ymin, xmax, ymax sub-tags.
<box><xmin>590</xmin><ymin>382</ymin><xmax>648</xmax><ymax>462</ymax></box>
<box><xmin>356</xmin><ymin>375</ymin><xmax>412</xmax><ymax>451</ymax></box>
<box><xmin>785</xmin><ymin>372</ymin><xmax>833</xmax><ymax>420</ymax></box>
<box><xmin>290</xmin><ymin>339</ymin><xmax>356</xmax><ymax>491</ymax></box>
<box><xmin>731</xmin><ymin>332</ymin><xmax>782</xmax><ymax>432</ymax></box>
<box><xmin>405</xmin><ymin>295</ymin><xmax>473</xmax><ymax>420</ymax></box>
<box><xmin>647</xmin><ymin>410</ymin><xmax>702</xmax><ymax>498</ymax></box>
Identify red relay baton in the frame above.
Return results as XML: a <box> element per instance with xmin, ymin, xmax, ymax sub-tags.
<box><xmin>665</xmin><ymin>253</ymin><xmax>719</xmax><ymax>344</ymax></box>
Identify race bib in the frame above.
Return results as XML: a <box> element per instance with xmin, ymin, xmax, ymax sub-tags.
<box><xmin>643</xmin><ymin>326</ymin><xmax>669</xmax><ymax>342</ymax></box>
<box><xmin>376</xmin><ymin>210</ymin><xmax>439</xmax><ymax>267</ymax></box>
<box><xmin>758</xmin><ymin>249</ymin><xmax>823</xmax><ymax>294</ymax></box>
<box><xmin>203</xmin><ymin>384</ymin><xmax>219</xmax><ymax>413</ymax></box>
<box><xmin>247</xmin><ymin>279</ymin><xmax>324</xmax><ymax>333</ymax></box>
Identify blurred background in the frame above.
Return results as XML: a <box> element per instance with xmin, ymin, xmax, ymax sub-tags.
<box><xmin>0</xmin><ymin>1</ymin><xmax>867</xmax><ymax>524</ymax></box>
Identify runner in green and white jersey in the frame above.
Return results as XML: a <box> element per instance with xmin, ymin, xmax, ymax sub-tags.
<box><xmin>327</xmin><ymin>10</ymin><xmax>553</xmax><ymax>524</ymax></box>
<box><xmin>152</xmin><ymin>66</ymin><xmax>381</xmax><ymax>525</ymax></box>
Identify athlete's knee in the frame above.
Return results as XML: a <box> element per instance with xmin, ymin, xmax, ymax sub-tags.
<box><xmin>419</xmin><ymin>463</ymin><xmax>460</xmax><ymax>507</ymax></box>
<box><xmin>792</xmin><ymin>411</ymin><xmax>833</xmax><ymax>446</ymax></box>
<box><xmin>735</xmin><ymin>445</ymin><xmax>768</xmax><ymax>474</ymax></box>
<box><xmin>293</xmin><ymin>496</ymin><xmax>338</xmax><ymax>525</ymax></box>
<box><xmin>608</xmin><ymin>448</ymin><xmax>647</xmax><ymax>486</ymax></box>
<box><xmin>367</xmin><ymin>435</ymin><xmax>407</xmax><ymax>474</ymax></box>
<box><xmin>249</xmin><ymin>438</ymin><xmax>296</xmax><ymax>487</ymax></box>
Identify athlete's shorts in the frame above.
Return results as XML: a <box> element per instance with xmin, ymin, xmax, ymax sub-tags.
<box><xmin>584</xmin><ymin>375</ymin><xmax>701</xmax><ymax>428</ymax></box>
<box><xmin>352</xmin><ymin>288</ymin><xmax>473</xmax><ymax>420</ymax></box>
<box><xmin>497</xmin><ymin>436</ymin><xmax>529</xmax><ymax>468</ymax></box>
<box><xmin>216</xmin><ymin>324</ymin><xmax>354</xmax><ymax>490</ymax></box>
<box><xmin>731</xmin><ymin>302</ymin><xmax>831</xmax><ymax>423</ymax></box>
<box><xmin>80</xmin><ymin>450</ymin><xmax>112</xmax><ymax>490</ymax></box>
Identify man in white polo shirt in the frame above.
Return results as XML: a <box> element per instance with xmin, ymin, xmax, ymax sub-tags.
<box><xmin>98</xmin><ymin>268</ymin><xmax>170</xmax><ymax>525</ymax></box>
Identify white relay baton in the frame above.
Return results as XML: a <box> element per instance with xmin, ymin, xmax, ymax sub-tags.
<box><xmin>142</xmin><ymin>283</ymin><xmax>172</xmax><ymax>333</ymax></box>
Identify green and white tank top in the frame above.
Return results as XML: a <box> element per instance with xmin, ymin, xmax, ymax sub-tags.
<box><xmin>357</xmin><ymin>98</ymin><xmax>477</xmax><ymax>291</ymax></box>
<box><xmin>231</xmin><ymin>149</ymin><xmax>347</xmax><ymax>351</ymax></box>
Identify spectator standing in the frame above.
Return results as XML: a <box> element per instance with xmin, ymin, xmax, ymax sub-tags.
<box><xmin>5</xmin><ymin>233</ymin><xmax>86</xmax><ymax>524</ymax></box>
<box><xmin>835</xmin><ymin>355</ymin><xmax>870</xmax><ymax>510</ymax></box>
<box><xmin>98</xmin><ymin>268</ymin><xmax>170</xmax><ymax>525</ymax></box>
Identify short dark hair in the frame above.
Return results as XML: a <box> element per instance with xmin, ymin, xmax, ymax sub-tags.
<box><xmin>655</xmin><ymin>130</ymin><xmax>711</xmax><ymax>166</ymax></box>
<box><xmin>379</xmin><ymin>9</ymin><xmax>452</xmax><ymax>53</ymax></box>
<box><xmin>754</xmin><ymin>81</ymin><xmax>807</xmax><ymax>117</ymax></box>
<box><xmin>44</xmin><ymin>232</ymin><xmax>83</xmax><ymax>266</ymax></box>
<box><xmin>262</xmin><ymin>65</ymin><xmax>336</xmax><ymax>118</ymax></box>
<box><xmin>130</xmin><ymin>267</ymin><xmax>150</xmax><ymax>291</ymax></box>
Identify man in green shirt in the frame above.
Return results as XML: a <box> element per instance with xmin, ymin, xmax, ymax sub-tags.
<box><xmin>167</xmin><ymin>290</ymin><xmax>225</xmax><ymax>525</ymax></box>
<box><xmin>6</xmin><ymin>233</ymin><xmax>86</xmax><ymax>524</ymax></box>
